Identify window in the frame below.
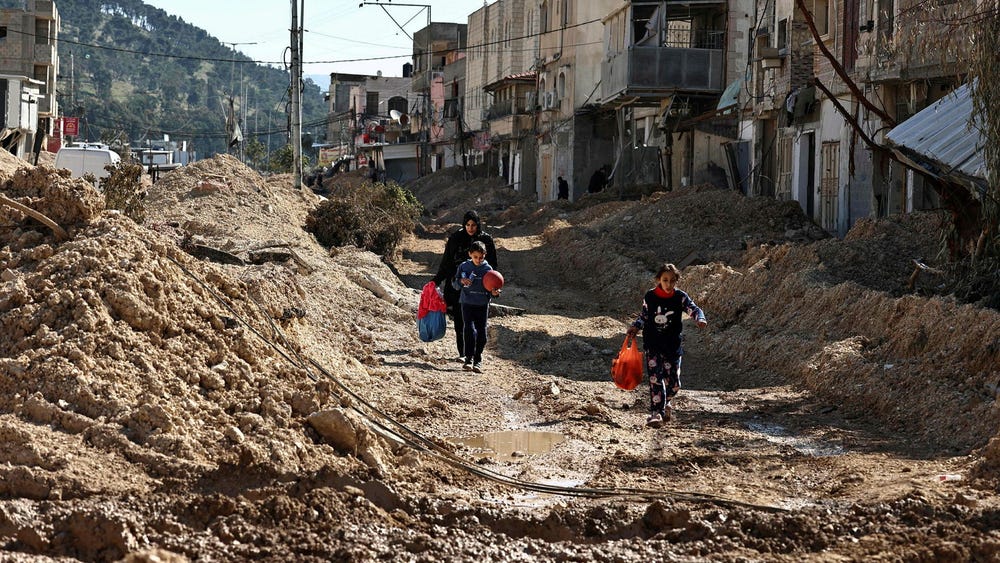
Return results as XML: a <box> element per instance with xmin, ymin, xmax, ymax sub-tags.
<box><xmin>877</xmin><ymin>0</ymin><xmax>894</xmax><ymax>38</ymax></box>
<box><xmin>664</xmin><ymin>18</ymin><xmax>693</xmax><ymax>48</ymax></box>
<box><xmin>34</xmin><ymin>65</ymin><xmax>48</xmax><ymax>95</ymax></box>
<box><xmin>777</xmin><ymin>18</ymin><xmax>788</xmax><ymax>50</ymax></box>
<box><xmin>541</xmin><ymin>1</ymin><xmax>549</xmax><ymax>33</ymax></box>
<box><xmin>366</xmin><ymin>92</ymin><xmax>379</xmax><ymax>115</ymax></box>
<box><xmin>387</xmin><ymin>96</ymin><xmax>407</xmax><ymax>116</ymax></box>
<box><xmin>812</xmin><ymin>0</ymin><xmax>830</xmax><ymax>35</ymax></box>
<box><xmin>35</xmin><ymin>18</ymin><xmax>51</xmax><ymax>45</ymax></box>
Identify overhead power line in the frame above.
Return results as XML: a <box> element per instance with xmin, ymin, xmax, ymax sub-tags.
<box><xmin>31</xmin><ymin>17</ymin><xmax>602</xmax><ymax>68</ymax></box>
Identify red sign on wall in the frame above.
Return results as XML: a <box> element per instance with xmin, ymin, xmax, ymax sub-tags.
<box><xmin>63</xmin><ymin>117</ymin><xmax>79</xmax><ymax>136</ymax></box>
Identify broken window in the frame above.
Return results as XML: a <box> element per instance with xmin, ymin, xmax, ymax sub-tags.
<box><xmin>634</xmin><ymin>4</ymin><xmax>661</xmax><ymax>46</ymax></box>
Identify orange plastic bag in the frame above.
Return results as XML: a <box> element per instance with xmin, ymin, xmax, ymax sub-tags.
<box><xmin>611</xmin><ymin>335</ymin><xmax>644</xmax><ymax>390</ymax></box>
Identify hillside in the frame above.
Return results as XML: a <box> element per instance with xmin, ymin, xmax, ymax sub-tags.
<box><xmin>12</xmin><ymin>0</ymin><xmax>328</xmax><ymax>158</ymax></box>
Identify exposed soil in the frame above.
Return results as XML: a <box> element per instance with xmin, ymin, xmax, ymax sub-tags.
<box><xmin>0</xmin><ymin>153</ymin><xmax>998</xmax><ymax>561</ymax></box>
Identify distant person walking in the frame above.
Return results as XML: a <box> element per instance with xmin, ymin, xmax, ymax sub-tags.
<box><xmin>557</xmin><ymin>176</ymin><xmax>569</xmax><ymax>200</ymax></box>
<box><xmin>588</xmin><ymin>165</ymin><xmax>608</xmax><ymax>194</ymax></box>
<box><xmin>626</xmin><ymin>263</ymin><xmax>707</xmax><ymax>428</ymax></box>
<box><xmin>453</xmin><ymin>240</ymin><xmax>501</xmax><ymax>372</ymax></box>
<box><xmin>432</xmin><ymin>210</ymin><xmax>498</xmax><ymax>360</ymax></box>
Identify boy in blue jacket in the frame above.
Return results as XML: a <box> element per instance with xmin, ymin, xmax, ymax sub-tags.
<box><xmin>453</xmin><ymin>240</ymin><xmax>501</xmax><ymax>372</ymax></box>
<box><xmin>627</xmin><ymin>263</ymin><xmax>707</xmax><ymax>428</ymax></box>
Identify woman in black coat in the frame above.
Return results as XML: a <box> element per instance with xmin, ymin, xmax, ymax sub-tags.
<box><xmin>432</xmin><ymin>210</ymin><xmax>498</xmax><ymax>359</ymax></box>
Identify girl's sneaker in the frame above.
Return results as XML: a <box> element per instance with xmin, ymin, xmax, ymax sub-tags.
<box><xmin>463</xmin><ymin>358</ymin><xmax>474</xmax><ymax>370</ymax></box>
<box><xmin>645</xmin><ymin>413</ymin><xmax>664</xmax><ymax>428</ymax></box>
<box><xmin>472</xmin><ymin>362</ymin><xmax>483</xmax><ymax>373</ymax></box>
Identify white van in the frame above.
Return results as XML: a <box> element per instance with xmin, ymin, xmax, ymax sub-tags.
<box><xmin>54</xmin><ymin>143</ymin><xmax>121</xmax><ymax>182</ymax></box>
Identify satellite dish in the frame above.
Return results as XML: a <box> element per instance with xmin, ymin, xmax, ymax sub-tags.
<box><xmin>390</xmin><ymin>109</ymin><xmax>410</xmax><ymax>126</ymax></box>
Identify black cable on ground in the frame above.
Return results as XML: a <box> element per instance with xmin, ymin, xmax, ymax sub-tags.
<box><xmin>167</xmin><ymin>254</ymin><xmax>787</xmax><ymax>513</ymax></box>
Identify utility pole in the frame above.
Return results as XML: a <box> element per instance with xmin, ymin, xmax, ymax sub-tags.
<box><xmin>290</xmin><ymin>0</ymin><xmax>304</xmax><ymax>188</ymax></box>
<box><xmin>360</xmin><ymin>2</ymin><xmax>431</xmax><ymax>174</ymax></box>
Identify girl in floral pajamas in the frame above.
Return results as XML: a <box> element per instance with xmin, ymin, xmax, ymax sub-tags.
<box><xmin>626</xmin><ymin>263</ymin><xmax>707</xmax><ymax>428</ymax></box>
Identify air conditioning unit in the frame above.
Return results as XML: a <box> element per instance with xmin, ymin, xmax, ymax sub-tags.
<box><xmin>758</xmin><ymin>46</ymin><xmax>782</xmax><ymax>69</ymax></box>
<box><xmin>543</xmin><ymin>90</ymin><xmax>560</xmax><ymax>110</ymax></box>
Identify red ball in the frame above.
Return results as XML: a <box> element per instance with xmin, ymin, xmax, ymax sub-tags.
<box><xmin>482</xmin><ymin>270</ymin><xmax>504</xmax><ymax>291</ymax></box>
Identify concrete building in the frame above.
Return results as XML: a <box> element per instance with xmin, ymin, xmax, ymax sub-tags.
<box><xmin>534</xmin><ymin>0</ymin><xmax>619</xmax><ymax>202</ymax></box>
<box><xmin>743</xmin><ymin>0</ymin><xmax>969</xmax><ymax>236</ymax></box>
<box><xmin>411</xmin><ymin>22</ymin><xmax>467</xmax><ymax>174</ymax></box>
<box><xmin>467</xmin><ymin>0</ymin><xmax>539</xmax><ymax>192</ymax></box>
<box><xmin>0</xmin><ymin>0</ymin><xmax>58</xmax><ymax>158</ymax></box>
<box><xmin>598</xmin><ymin>0</ymin><xmax>752</xmax><ymax>196</ymax></box>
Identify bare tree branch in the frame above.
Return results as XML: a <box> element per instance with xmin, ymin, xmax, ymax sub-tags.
<box><xmin>794</xmin><ymin>0</ymin><xmax>896</xmax><ymax>125</ymax></box>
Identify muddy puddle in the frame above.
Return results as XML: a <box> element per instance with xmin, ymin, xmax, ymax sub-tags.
<box><xmin>746</xmin><ymin>421</ymin><xmax>846</xmax><ymax>457</ymax></box>
<box><xmin>448</xmin><ymin>430</ymin><xmax>566</xmax><ymax>459</ymax></box>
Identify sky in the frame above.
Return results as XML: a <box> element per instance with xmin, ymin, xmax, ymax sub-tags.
<box><xmin>143</xmin><ymin>0</ymin><xmax>480</xmax><ymax>86</ymax></box>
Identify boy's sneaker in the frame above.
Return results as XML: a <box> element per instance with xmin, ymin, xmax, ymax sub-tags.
<box><xmin>472</xmin><ymin>362</ymin><xmax>483</xmax><ymax>373</ymax></box>
<box><xmin>463</xmin><ymin>359</ymin><xmax>474</xmax><ymax>371</ymax></box>
<box><xmin>646</xmin><ymin>413</ymin><xmax>664</xmax><ymax>428</ymax></box>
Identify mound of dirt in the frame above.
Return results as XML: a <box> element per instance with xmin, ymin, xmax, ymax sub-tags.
<box><xmin>519</xmin><ymin>181</ymin><xmax>998</xmax><ymax>453</ymax></box>
<box><xmin>0</xmin><ymin>153</ymin><xmax>448</xmax><ymax>559</ymax></box>
<box><xmin>406</xmin><ymin>166</ymin><xmax>535</xmax><ymax>225</ymax></box>
<box><xmin>1</xmin><ymin>166</ymin><xmax>105</xmax><ymax>240</ymax></box>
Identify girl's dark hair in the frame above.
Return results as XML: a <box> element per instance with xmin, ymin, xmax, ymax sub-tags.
<box><xmin>655</xmin><ymin>263</ymin><xmax>681</xmax><ymax>280</ymax></box>
<box><xmin>469</xmin><ymin>240</ymin><xmax>487</xmax><ymax>254</ymax></box>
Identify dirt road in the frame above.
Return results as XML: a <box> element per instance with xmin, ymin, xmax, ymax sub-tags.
<box><xmin>2</xmin><ymin>155</ymin><xmax>998</xmax><ymax>561</ymax></box>
<box><xmin>383</xmin><ymin>212</ymin><xmax>1000</xmax><ymax>561</ymax></box>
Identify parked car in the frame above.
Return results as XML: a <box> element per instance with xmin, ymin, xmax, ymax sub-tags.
<box><xmin>54</xmin><ymin>143</ymin><xmax>121</xmax><ymax>182</ymax></box>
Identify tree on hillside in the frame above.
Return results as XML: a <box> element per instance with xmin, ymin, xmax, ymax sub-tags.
<box><xmin>52</xmin><ymin>0</ymin><xmax>328</xmax><ymax>158</ymax></box>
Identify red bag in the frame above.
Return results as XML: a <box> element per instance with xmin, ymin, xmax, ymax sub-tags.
<box><xmin>417</xmin><ymin>282</ymin><xmax>448</xmax><ymax>342</ymax></box>
<box><xmin>611</xmin><ymin>335</ymin><xmax>644</xmax><ymax>390</ymax></box>
<box><xmin>417</xmin><ymin>281</ymin><xmax>447</xmax><ymax>319</ymax></box>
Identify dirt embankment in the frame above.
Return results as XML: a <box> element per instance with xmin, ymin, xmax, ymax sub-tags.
<box><xmin>525</xmin><ymin>184</ymin><xmax>998</xmax><ymax>456</ymax></box>
<box><xmin>1</xmin><ymin>154</ymin><xmax>999</xmax><ymax>561</ymax></box>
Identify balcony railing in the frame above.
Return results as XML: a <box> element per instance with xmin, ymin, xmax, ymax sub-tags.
<box><xmin>486</xmin><ymin>98</ymin><xmax>531</xmax><ymax>120</ymax></box>
<box><xmin>602</xmin><ymin>44</ymin><xmax>724</xmax><ymax>101</ymax></box>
